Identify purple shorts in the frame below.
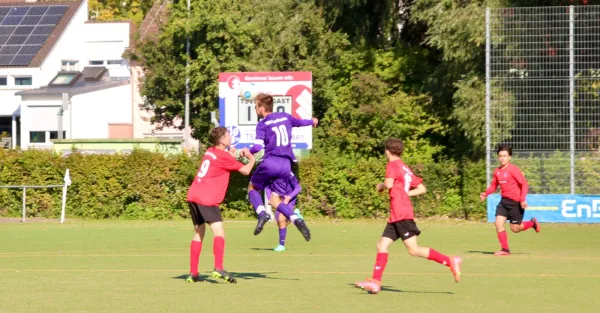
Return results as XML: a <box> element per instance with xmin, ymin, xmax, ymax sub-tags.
<box><xmin>250</xmin><ymin>156</ymin><xmax>292</xmax><ymax>192</ymax></box>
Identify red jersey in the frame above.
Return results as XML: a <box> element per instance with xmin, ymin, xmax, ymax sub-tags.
<box><xmin>485</xmin><ymin>163</ymin><xmax>528</xmax><ymax>202</ymax></box>
<box><xmin>186</xmin><ymin>147</ymin><xmax>244</xmax><ymax>206</ymax></box>
<box><xmin>386</xmin><ymin>159</ymin><xmax>423</xmax><ymax>222</ymax></box>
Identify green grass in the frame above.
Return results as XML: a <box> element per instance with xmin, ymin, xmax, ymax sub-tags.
<box><xmin>1</xmin><ymin>219</ymin><xmax>599</xmax><ymax>313</ymax></box>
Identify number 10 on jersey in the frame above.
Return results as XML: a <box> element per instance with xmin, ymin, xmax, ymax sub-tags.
<box><xmin>272</xmin><ymin>125</ymin><xmax>289</xmax><ymax>147</ymax></box>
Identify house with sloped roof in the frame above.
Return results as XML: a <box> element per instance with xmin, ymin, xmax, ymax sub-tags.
<box><xmin>0</xmin><ymin>0</ymin><xmax>186</xmax><ymax>151</ymax></box>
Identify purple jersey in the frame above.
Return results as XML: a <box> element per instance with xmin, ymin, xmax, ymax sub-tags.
<box><xmin>254</xmin><ymin>112</ymin><xmax>312</xmax><ymax>161</ymax></box>
<box><xmin>266</xmin><ymin>173</ymin><xmax>301</xmax><ymax>210</ymax></box>
<box><xmin>268</xmin><ymin>173</ymin><xmax>301</xmax><ymax>199</ymax></box>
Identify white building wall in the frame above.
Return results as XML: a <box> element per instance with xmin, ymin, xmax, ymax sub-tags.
<box><xmin>70</xmin><ymin>84</ymin><xmax>132</xmax><ymax>139</ymax></box>
<box><xmin>19</xmin><ymin>95</ymin><xmax>65</xmax><ymax>149</ymax></box>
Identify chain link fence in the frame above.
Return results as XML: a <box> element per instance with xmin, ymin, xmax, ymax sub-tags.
<box><xmin>486</xmin><ymin>5</ymin><xmax>600</xmax><ymax>194</ymax></box>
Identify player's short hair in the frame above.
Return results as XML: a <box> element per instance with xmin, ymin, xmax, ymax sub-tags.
<box><xmin>256</xmin><ymin>93</ymin><xmax>274</xmax><ymax>112</ymax></box>
<box><xmin>209</xmin><ymin>127</ymin><xmax>228</xmax><ymax>146</ymax></box>
<box><xmin>497</xmin><ymin>145</ymin><xmax>512</xmax><ymax>156</ymax></box>
<box><xmin>384</xmin><ymin>138</ymin><xmax>404</xmax><ymax>156</ymax></box>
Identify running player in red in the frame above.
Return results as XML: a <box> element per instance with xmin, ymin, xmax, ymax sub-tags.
<box><xmin>186</xmin><ymin>127</ymin><xmax>256</xmax><ymax>283</ymax></box>
<box><xmin>355</xmin><ymin>138</ymin><xmax>462</xmax><ymax>294</ymax></box>
<box><xmin>480</xmin><ymin>145</ymin><xmax>541</xmax><ymax>256</ymax></box>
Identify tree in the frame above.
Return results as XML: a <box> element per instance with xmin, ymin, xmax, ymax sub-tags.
<box><xmin>136</xmin><ymin>0</ymin><xmax>354</xmax><ymax>141</ymax></box>
<box><xmin>88</xmin><ymin>0</ymin><xmax>155</xmax><ymax>25</ymax></box>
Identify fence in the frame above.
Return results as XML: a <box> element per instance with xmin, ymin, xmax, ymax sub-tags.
<box><xmin>486</xmin><ymin>5</ymin><xmax>600</xmax><ymax>195</ymax></box>
<box><xmin>0</xmin><ymin>169</ymin><xmax>71</xmax><ymax>223</ymax></box>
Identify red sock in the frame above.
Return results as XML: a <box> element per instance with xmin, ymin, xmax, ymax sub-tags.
<box><xmin>521</xmin><ymin>220</ymin><xmax>533</xmax><ymax>231</ymax></box>
<box><xmin>428</xmin><ymin>249</ymin><xmax>451</xmax><ymax>267</ymax></box>
<box><xmin>498</xmin><ymin>230</ymin><xmax>509</xmax><ymax>250</ymax></box>
<box><xmin>372</xmin><ymin>253</ymin><xmax>388</xmax><ymax>282</ymax></box>
<box><xmin>213</xmin><ymin>236</ymin><xmax>225</xmax><ymax>270</ymax></box>
<box><xmin>190</xmin><ymin>240</ymin><xmax>202</xmax><ymax>276</ymax></box>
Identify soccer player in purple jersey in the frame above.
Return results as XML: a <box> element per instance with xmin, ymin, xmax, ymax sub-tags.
<box><xmin>265</xmin><ymin>173</ymin><xmax>303</xmax><ymax>252</ymax></box>
<box><xmin>243</xmin><ymin>93</ymin><xmax>316</xmax><ymax>241</ymax></box>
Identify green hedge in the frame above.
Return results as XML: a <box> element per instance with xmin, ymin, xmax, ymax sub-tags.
<box><xmin>0</xmin><ymin>149</ymin><xmax>490</xmax><ymax>220</ymax></box>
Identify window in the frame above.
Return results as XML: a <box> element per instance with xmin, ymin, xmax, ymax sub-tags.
<box><xmin>30</xmin><ymin>131</ymin><xmax>45</xmax><ymax>143</ymax></box>
<box><xmin>49</xmin><ymin>73</ymin><xmax>79</xmax><ymax>86</ymax></box>
<box><xmin>0</xmin><ymin>77</ymin><xmax>6</xmax><ymax>86</ymax></box>
<box><xmin>89</xmin><ymin>60</ymin><xmax>104</xmax><ymax>66</ymax></box>
<box><xmin>61</xmin><ymin>60</ymin><xmax>79</xmax><ymax>71</ymax></box>
<box><xmin>50</xmin><ymin>131</ymin><xmax>67</xmax><ymax>140</ymax></box>
<box><xmin>15</xmin><ymin>77</ymin><xmax>32</xmax><ymax>86</ymax></box>
<box><xmin>107</xmin><ymin>60</ymin><xmax>121</xmax><ymax>65</ymax></box>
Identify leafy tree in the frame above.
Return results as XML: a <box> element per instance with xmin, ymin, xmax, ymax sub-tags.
<box><xmin>136</xmin><ymin>0</ymin><xmax>354</xmax><ymax>141</ymax></box>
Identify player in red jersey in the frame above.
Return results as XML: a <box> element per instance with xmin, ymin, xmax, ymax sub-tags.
<box><xmin>355</xmin><ymin>138</ymin><xmax>462</xmax><ymax>294</ymax></box>
<box><xmin>186</xmin><ymin>127</ymin><xmax>256</xmax><ymax>283</ymax></box>
<box><xmin>480</xmin><ymin>145</ymin><xmax>541</xmax><ymax>256</ymax></box>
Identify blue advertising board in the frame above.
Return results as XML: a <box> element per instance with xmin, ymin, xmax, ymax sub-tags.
<box><xmin>487</xmin><ymin>194</ymin><xmax>600</xmax><ymax>223</ymax></box>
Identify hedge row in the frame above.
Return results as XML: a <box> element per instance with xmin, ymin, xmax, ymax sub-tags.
<box><xmin>0</xmin><ymin>149</ymin><xmax>498</xmax><ymax>220</ymax></box>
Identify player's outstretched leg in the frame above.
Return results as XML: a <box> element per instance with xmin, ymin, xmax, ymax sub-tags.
<box><xmin>511</xmin><ymin>217</ymin><xmax>541</xmax><ymax>234</ymax></box>
<box><xmin>276</xmin><ymin>202</ymin><xmax>310</xmax><ymax>241</ymax></box>
<box><xmin>403</xmin><ymin>236</ymin><xmax>462</xmax><ymax>283</ymax></box>
<box><xmin>274</xmin><ymin>211</ymin><xmax>287</xmax><ymax>252</ymax></box>
<box><xmin>495</xmin><ymin>215</ymin><xmax>510</xmax><ymax>255</ymax></box>
<box><xmin>209</xmin><ymin>222</ymin><xmax>237</xmax><ymax>284</ymax></box>
<box><xmin>187</xmin><ymin>224</ymin><xmax>205</xmax><ymax>283</ymax></box>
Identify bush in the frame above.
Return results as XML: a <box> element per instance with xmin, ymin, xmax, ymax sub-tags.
<box><xmin>0</xmin><ymin>149</ymin><xmax>496</xmax><ymax>220</ymax></box>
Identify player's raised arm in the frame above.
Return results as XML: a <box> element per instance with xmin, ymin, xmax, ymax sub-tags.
<box><xmin>288</xmin><ymin>175</ymin><xmax>302</xmax><ymax>199</ymax></box>
<box><xmin>480</xmin><ymin>174</ymin><xmax>499</xmax><ymax>201</ymax></box>
<box><xmin>291</xmin><ymin>116</ymin><xmax>318</xmax><ymax>128</ymax></box>
<box><xmin>249</xmin><ymin>123</ymin><xmax>266</xmax><ymax>155</ymax></box>
<box><xmin>237</xmin><ymin>151</ymin><xmax>256</xmax><ymax>176</ymax></box>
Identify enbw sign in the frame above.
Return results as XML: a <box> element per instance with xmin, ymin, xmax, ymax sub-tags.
<box><xmin>487</xmin><ymin>194</ymin><xmax>600</xmax><ymax>223</ymax></box>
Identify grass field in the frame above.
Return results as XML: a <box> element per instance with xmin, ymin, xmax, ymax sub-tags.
<box><xmin>1</xmin><ymin>219</ymin><xmax>599</xmax><ymax>313</ymax></box>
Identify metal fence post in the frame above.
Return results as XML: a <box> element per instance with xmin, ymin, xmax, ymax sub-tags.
<box><xmin>569</xmin><ymin>5</ymin><xmax>576</xmax><ymax>194</ymax></box>
<box><xmin>21</xmin><ymin>187</ymin><xmax>26</xmax><ymax>222</ymax></box>
<box><xmin>485</xmin><ymin>7</ymin><xmax>491</xmax><ymax>187</ymax></box>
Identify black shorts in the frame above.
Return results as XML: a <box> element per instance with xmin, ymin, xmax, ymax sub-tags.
<box><xmin>382</xmin><ymin>219</ymin><xmax>421</xmax><ymax>241</ymax></box>
<box><xmin>496</xmin><ymin>198</ymin><xmax>524</xmax><ymax>224</ymax></box>
<box><xmin>188</xmin><ymin>202</ymin><xmax>223</xmax><ymax>225</ymax></box>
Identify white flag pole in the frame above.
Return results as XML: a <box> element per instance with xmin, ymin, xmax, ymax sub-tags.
<box><xmin>60</xmin><ymin>169</ymin><xmax>71</xmax><ymax>224</ymax></box>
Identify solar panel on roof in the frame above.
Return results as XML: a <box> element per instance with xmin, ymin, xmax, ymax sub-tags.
<box><xmin>0</xmin><ymin>54</ymin><xmax>13</xmax><ymax>64</ymax></box>
<box><xmin>11</xmin><ymin>54</ymin><xmax>34</xmax><ymax>66</ymax></box>
<box><xmin>47</xmin><ymin>6</ymin><xmax>67</xmax><ymax>15</ymax></box>
<box><xmin>27</xmin><ymin>7</ymin><xmax>48</xmax><ymax>16</ymax></box>
<box><xmin>0</xmin><ymin>5</ymin><xmax>68</xmax><ymax>66</ymax></box>
<box><xmin>32</xmin><ymin>25</ymin><xmax>53</xmax><ymax>35</ymax></box>
<box><xmin>0</xmin><ymin>45</ymin><xmax>19</xmax><ymax>54</ymax></box>
<box><xmin>8</xmin><ymin>7</ymin><xmax>29</xmax><ymax>16</ymax></box>
<box><xmin>24</xmin><ymin>35</ymin><xmax>46</xmax><ymax>45</ymax></box>
<box><xmin>40</xmin><ymin>15</ymin><xmax>61</xmax><ymax>25</ymax></box>
<box><xmin>19</xmin><ymin>45</ymin><xmax>40</xmax><ymax>54</ymax></box>
<box><xmin>14</xmin><ymin>26</ymin><xmax>33</xmax><ymax>35</ymax></box>
<box><xmin>0</xmin><ymin>26</ymin><xmax>15</xmax><ymax>35</ymax></box>
<box><xmin>7</xmin><ymin>35</ymin><xmax>27</xmax><ymax>45</ymax></box>
<box><xmin>2</xmin><ymin>16</ymin><xmax>23</xmax><ymax>25</ymax></box>
<box><xmin>25</xmin><ymin>35</ymin><xmax>47</xmax><ymax>45</ymax></box>
<box><xmin>21</xmin><ymin>16</ymin><xmax>41</xmax><ymax>26</ymax></box>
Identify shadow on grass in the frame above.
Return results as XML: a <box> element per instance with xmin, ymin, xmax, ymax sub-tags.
<box><xmin>468</xmin><ymin>250</ymin><xmax>529</xmax><ymax>255</ymax></box>
<box><xmin>172</xmin><ymin>271</ymin><xmax>299</xmax><ymax>282</ymax></box>
<box><xmin>348</xmin><ymin>284</ymin><xmax>453</xmax><ymax>295</ymax></box>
